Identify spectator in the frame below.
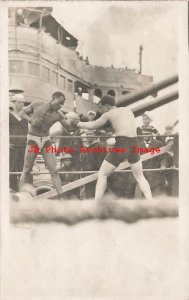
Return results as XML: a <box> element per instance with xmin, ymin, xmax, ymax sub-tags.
<box><xmin>58</xmin><ymin>112</ymin><xmax>82</xmax><ymax>170</ymax></box>
<box><xmin>80</xmin><ymin>111</ymin><xmax>98</xmax><ymax>144</ymax></box>
<box><xmin>160</xmin><ymin>125</ymin><xmax>174</xmax><ymax>145</ymax></box>
<box><xmin>81</xmin><ymin>131</ymin><xmax>106</xmax><ymax>199</ymax></box>
<box><xmin>58</xmin><ymin>153</ymin><xmax>80</xmax><ymax>199</ymax></box>
<box><xmin>16</xmin><ymin>9</ymin><xmax>25</xmax><ymax>26</ymax></box>
<box><xmin>9</xmin><ymin>97</ymin><xmax>14</xmax><ymax>112</ymax></box>
<box><xmin>165</xmin><ymin>125</ymin><xmax>174</xmax><ymax>136</ymax></box>
<box><xmin>87</xmin><ymin>110</ymin><xmax>96</xmax><ymax>121</ymax></box>
<box><xmin>9</xmin><ymin>94</ymin><xmax>29</xmax><ymax>191</ymax></box>
<box><xmin>163</xmin><ymin>137</ymin><xmax>174</xmax><ymax>195</ymax></box>
<box><xmin>80</xmin><ymin>131</ymin><xmax>89</xmax><ymax>147</ymax></box>
<box><xmin>85</xmin><ymin>56</ymin><xmax>90</xmax><ymax>65</ymax></box>
<box><xmin>135</xmin><ymin>131</ymin><xmax>168</xmax><ymax>198</ymax></box>
<box><xmin>137</xmin><ymin>111</ymin><xmax>160</xmax><ymax>139</ymax></box>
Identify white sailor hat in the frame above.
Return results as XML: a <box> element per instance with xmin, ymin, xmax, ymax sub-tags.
<box><xmin>85</xmin><ymin>131</ymin><xmax>96</xmax><ymax>136</ymax></box>
<box><xmin>60</xmin><ymin>152</ymin><xmax>72</xmax><ymax>160</ymax></box>
<box><xmin>11</xmin><ymin>93</ymin><xmax>25</xmax><ymax>102</ymax></box>
<box><xmin>165</xmin><ymin>136</ymin><xmax>174</xmax><ymax>145</ymax></box>
<box><xmin>106</xmin><ymin>138</ymin><xmax>116</xmax><ymax>146</ymax></box>
<box><xmin>87</xmin><ymin>110</ymin><xmax>96</xmax><ymax>117</ymax></box>
<box><xmin>66</xmin><ymin>112</ymin><xmax>80</xmax><ymax>120</ymax></box>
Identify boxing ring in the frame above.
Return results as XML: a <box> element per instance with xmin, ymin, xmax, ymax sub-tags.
<box><xmin>9</xmin><ymin>74</ymin><xmax>179</xmax><ymax>224</ymax></box>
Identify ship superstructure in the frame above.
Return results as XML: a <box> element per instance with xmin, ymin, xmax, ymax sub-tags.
<box><xmin>9</xmin><ymin>7</ymin><xmax>153</xmax><ymax>113</ymax></box>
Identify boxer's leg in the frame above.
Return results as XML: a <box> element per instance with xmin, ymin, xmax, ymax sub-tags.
<box><xmin>95</xmin><ymin>160</ymin><xmax>116</xmax><ymax>202</ymax></box>
<box><xmin>41</xmin><ymin>148</ymin><xmax>62</xmax><ymax>197</ymax></box>
<box><xmin>19</xmin><ymin>143</ymin><xmax>38</xmax><ymax>189</ymax></box>
<box><xmin>130</xmin><ymin>160</ymin><xmax>152</xmax><ymax>200</ymax></box>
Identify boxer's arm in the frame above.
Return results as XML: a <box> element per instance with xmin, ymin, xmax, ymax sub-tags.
<box><xmin>19</xmin><ymin>103</ymin><xmax>34</xmax><ymax>123</ymax></box>
<box><xmin>58</xmin><ymin>111</ymin><xmax>76</xmax><ymax>131</ymax></box>
<box><xmin>77</xmin><ymin>114</ymin><xmax>108</xmax><ymax>130</ymax></box>
<box><xmin>59</xmin><ymin>118</ymin><xmax>72</xmax><ymax>130</ymax></box>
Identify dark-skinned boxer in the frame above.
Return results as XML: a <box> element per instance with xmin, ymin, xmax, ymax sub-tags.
<box><xmin>19</xmin><ymin>91</ymin><xmax>78</xmax><ymax>199</ymax></box>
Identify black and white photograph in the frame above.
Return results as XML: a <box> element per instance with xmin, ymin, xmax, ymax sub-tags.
<box><xmin>0</xmin><ymin>1</ymin><xmax>189</xmax><ymax>299</ymax></box>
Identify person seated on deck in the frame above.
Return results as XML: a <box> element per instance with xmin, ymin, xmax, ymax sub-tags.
<box><xmin>87</xmin><ymin>110</ymin><xmax>97</xmax><ymax>122</ymax></box>
<box><xmin>58</xmin><ymin>112</ymin><xmax>82</xmax><ymax>171</ymax></box>
<box><xmin>58</xmin><ymin>152</ymin><xmax>80</xmax><ymax>200</ymax></box>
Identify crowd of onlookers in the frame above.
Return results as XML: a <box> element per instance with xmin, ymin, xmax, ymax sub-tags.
<box><xmin>9</xmin><ymin>94</ymin><xmax>178</xmax><ymax>199</ymax></box>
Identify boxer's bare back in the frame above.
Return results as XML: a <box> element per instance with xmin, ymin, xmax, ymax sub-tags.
<box><xmin>103</xmin><ymin>107</ymin><xmax>137</xmax><ymax>137</ymax></box>
<box><xmin>77</xmin><ymin>104</ymin><xmax>152</xmax><ymax>201</ymax></box>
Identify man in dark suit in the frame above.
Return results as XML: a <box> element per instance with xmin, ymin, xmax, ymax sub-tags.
<box><xmin>58</xmin><ymin>152</ymin><xmax>80</xmax><ymax>199</ymax></box>
<box><xmin>9</xmin><ymin>94</ymin><xmax>29</xmax><ymax>191</ymax></box>
<box><xmin>81</xmin><ymin>131</ymin><xmax>106</xmax><ymax>199</ymax></box>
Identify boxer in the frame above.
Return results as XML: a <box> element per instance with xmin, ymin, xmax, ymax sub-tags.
<box><xmin>75</xmin><ymin>95</ymin><xmax>152</xmax><ymax>201</ymax></box>
<box><xmin>19</xmin><ymin>91</ymin><xmax>78</xmax><ymax>199</ymax></box>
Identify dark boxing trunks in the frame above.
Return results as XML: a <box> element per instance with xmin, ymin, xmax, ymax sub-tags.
<box><xmin>105</xmin><ymin>136</ymin><xmax>140</xmax><ymax>167</ymax></box>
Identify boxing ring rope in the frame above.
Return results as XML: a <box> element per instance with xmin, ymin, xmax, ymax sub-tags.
<box><xmin>9</xmin><ymin>168</ymin><xmax>178</xmax><ymax>175</ymax></box>
<box><xmin>10</xmin><ymin>134</ymin><xmax>179</xmax><ymax>225</ymax></box>
<box><xmin>9</xmin><ymin>135</ymin><xmax>178</xmax><ymax>198</ymax></box>
<box><xmin>9</xmin><ymin>134</ymin><xmax>177</xmax><ymax>139</ymax></box>
<box><xmin>20</xmin><ymin>144</ymin><xmax>173</xmax><ymax>200</ymax></box>
<box><xmin>10</xmin><ymin>197</ymin><xmax>178</xmax><ymax>225</ymax></box>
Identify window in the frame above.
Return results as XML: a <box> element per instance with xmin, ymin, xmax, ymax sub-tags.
<box><xmin>67</xmin><ymin>79</ymin><xmax>73</xmax><ymax>93</ymax></box>
<box><xmin>94</xmin><ymin>89</ymin><xmax>102</xmax><ymax>98</ymax></box>
<box><xmin>9</xmin><ymin>60</ymin><xmax>24</xmax><ymax>74</ymax></box>
<box><xmin>82</xmin><ymin>92</ymin><xmax>89</xmax><ymax>101</ymax></box>
<box><xmin>107</xmin><ymin>90</ymin><xmax>116</xmax><ymax>97</ymax></box>
<box><xmin>52</xmin><ymin>71</ymin><xmax>58</xmax><ymax>86</ymax></box>
<box><xmin>93</xmin><ymin>88</ymin><xmax>102</xmax><ymax>103</ymax></box>
<box><xmin>121</xmin><ymin>91</ymin><xmax>129</xmax><ymax>95</ymax></box>
<box><xmin>59</xmin><ymin>75</ymin><xmax>66</xmax><ymax>89</ymax></box>
<box><xmin>42</xmin><ymin>66</ymin><xmax>50</xmax><ymax>81</ymax></box>
<box><xmin>28</xmin><ymin>62</ymin><xmax>40</xmax><ymax>77</ymax></box>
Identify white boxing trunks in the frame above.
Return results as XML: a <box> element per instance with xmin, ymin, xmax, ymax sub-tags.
<box><xmin>27</xmin><ymin>133</ymin><xmax>52</xmax><ymax>151</ymax></box>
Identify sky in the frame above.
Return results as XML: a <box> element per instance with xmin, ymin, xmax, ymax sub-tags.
<box><xmin>52</xmin><ymin>2</ymin><xmax>179</xmax><ymax>133</ymax></box>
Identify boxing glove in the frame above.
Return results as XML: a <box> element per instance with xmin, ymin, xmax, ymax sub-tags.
<box><xmin>69</xmin><ymin>118</ymin><xmax>80</xmax><ymax>127</ymax></box>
